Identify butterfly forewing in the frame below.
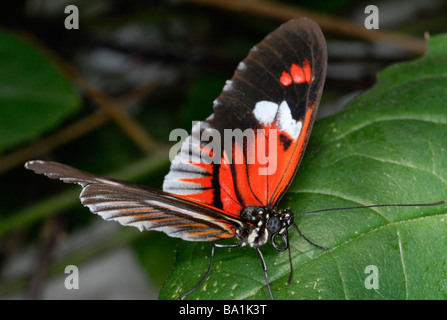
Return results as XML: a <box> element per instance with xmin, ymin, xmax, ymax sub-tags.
<box><xmin>25</xmin><ymin>160</ymin><xmax>241</xmax><ymax>242</ymax></box>
<box><xmin>164</xmin><ymin>18</ymin><xmax>327</xmax><ymax>213</ymax></box>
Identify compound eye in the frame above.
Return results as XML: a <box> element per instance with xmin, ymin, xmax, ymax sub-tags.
<box><xmin>281</xmin><ymin>209</ymin><xmax>294</xmax><ymax>226</ymax></box>
<box><xmin>266</xmin><ymin>216</ymin><xmax>282</xmax><ymax>234</ymax></box>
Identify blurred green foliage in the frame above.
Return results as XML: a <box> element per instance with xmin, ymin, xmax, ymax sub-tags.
<box><xmin>0</xmin><ymin>30</ymin><xmax>80</xmax><ymax>154</ymax></box>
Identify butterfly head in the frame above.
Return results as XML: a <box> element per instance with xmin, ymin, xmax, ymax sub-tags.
<box><xmin>238</xmin><ymin>206</ymin><xmax>294</xmax><ymax>251</ymax></box>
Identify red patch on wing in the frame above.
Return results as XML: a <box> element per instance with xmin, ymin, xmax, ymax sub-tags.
<box><xmin>280</xmin><ymin>71</ymin><xmax>293</xmax><ymax>86</ymax></box>
<box><xmin>281</xmin><ymin>59</ymin><xmax>312</xmax><ymax>86</ymax></box>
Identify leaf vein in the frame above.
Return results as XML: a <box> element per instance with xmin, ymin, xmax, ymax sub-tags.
<box><xmin>396</xmin><ymin>230</ymin><xmax>409</xmax><ymax>299</ymax></box>
<box><xmin>337</xmin><ymin>153</ymin><xmax>447</xmax><ymax>185</ymax></box>
<box><xmin>326</xmin><ymin>117</ymin><xmax>447</xmax><ymax>145</ymax></box>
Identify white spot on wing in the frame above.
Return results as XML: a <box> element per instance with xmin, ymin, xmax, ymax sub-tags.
<box><xmin>253</xmin><ymin>100</ymin><xmax>278</xmax><ymax>126</ymax></box>
<box><xmin>253</xmin><ymin>100</ymin><xmax>302</xmax><ymax>140</ymax></box>
<box><xmin>237</xmin><ymin>61</ymin><xmax>247</xmax><ymax>71</ymax></box>
<box><xmin>277</xmin><ymin>101</ymin><xmax>302</xmax><ymax>140</ymax></box>
<box><xmin>223</xmin><ymin>80</ymin><xmax>233</xmax><ymax>92</ymax></box>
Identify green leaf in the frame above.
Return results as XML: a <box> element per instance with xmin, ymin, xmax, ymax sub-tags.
<box><xmin>0</xmin><ymin>29</ymin><xmax>80</xmax><ymax>154</ymax></box>
<box><xmin>159</xmin><ymin>34</ymin><xmax>447</xmax><ymax>300</ymax></box>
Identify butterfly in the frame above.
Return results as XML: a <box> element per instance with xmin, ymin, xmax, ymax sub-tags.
<box><xmin>25</xmin><ymin>17</ymin><xmax>327</xmax><ymax>299</ymax></box>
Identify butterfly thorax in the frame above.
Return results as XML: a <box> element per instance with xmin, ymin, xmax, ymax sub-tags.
<box><xmin>235</xmin><ymin>206</ymin><xmax>294</xmax><ymax>250</ymax></box>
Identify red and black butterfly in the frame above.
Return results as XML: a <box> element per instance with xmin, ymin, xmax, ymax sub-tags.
<box><xmin>25</xmin><ymin>18</ymin><xmax>327</xmax><ymax>299</ymax></box>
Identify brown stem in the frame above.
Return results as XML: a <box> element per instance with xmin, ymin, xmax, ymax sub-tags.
<box><xmin>183</xmin><ymin>0</ymin><xmax>426</xmax><ymax>55</ymax></box>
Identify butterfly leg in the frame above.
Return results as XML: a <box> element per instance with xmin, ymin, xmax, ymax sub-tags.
<box><xmin>179</xmin><ymin>243</ymin><xmax>240</xmax><ymax>300</ymax></box>
<box><xmin>286</xmin><ymin>237</ymin><xmax>294</xmax><ymax>286</ymax></box>
<box><xmin>293</xmin><ymin>222</ymin><xmax>328</xmax><ymax>251</ymax></box>
<box><xmin>255</xmin><ymin>247</ymin><xmax>274</xmax><ymax>300</ymax></box>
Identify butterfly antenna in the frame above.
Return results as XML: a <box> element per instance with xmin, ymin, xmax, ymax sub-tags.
<box><xmin>289</xmin><ymin>201</ymin><xmax>445</xmax><ymax>256</ymax></box>
<box><xmin>292</xmin><ymin>222</ymin><xmax>328</xmax><ymax>251</ymax></box>
<box><xmin>285</xmin><ymin>230</ymin><xmax>294</xmax><ymax>286</ymax></box>
<box><xmin>255</xmin><ymin>248</ymin><xmax>274</xmax><ymax>300</ymax></box>
<box><xmin>294</xmin><ymin>201</ymin><xmax>445</xmax><ymax>217</ymax></box>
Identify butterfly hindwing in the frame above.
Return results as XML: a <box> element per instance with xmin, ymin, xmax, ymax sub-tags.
<box><xmin>164</xmin><ymin>18</ymin><xmax>327</xmax><ymax>213</ymax></box>
<box><xmin>25</xmin><ymin>160</ymin><xmax>241</xmax><ymax>242</ymax></box>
